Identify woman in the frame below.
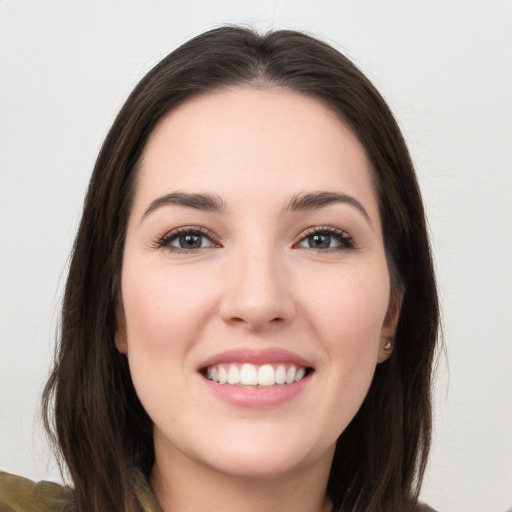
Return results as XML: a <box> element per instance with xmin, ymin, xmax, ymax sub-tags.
<box><xmin>0</xmin><ymin>26</ymin><xmax>439</xmax><ymax>511</ymax></box>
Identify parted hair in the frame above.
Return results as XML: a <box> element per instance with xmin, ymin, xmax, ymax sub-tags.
<box><xmin>42</xmin><ymin>26</ymin><xmax>439</xmax><ymax>512</ymax></box>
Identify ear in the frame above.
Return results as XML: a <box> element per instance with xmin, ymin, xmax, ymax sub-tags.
<box><xmin>377</xmin><ymin>291</ymin><xmax>403</xmax><ymax>363</ymax></box>
<box><xmin>114</xmin><ymin>302</ymin><xmax>128</xmax><ymax>355</ymax></box>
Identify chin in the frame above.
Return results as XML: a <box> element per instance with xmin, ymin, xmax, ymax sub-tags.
<box><xmin>205</xmin><ymin>449</ymin><xmax>308</xmax><ymax>480</ymax></box>
<box><xmin>196</xmin><ymin>429</ymin><xmax>333</xmax><ymax>480</ymax></box>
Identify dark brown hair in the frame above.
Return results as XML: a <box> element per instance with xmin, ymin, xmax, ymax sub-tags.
<box><xmin>43</xmin><ymin>26</ymin><xmax>439</xmax><ymax>512</ymax></box>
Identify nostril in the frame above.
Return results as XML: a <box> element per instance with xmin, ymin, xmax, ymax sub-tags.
<box><xmin>220</xmin><ymin>295</ymin><xmax>296</xmax><ymax>329</ymax></box>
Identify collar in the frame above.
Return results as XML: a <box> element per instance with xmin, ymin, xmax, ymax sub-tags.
<box><xmin>132</xmin><ymin>468</ymin><xmax>164</xmax><ymax>512</ymax></box>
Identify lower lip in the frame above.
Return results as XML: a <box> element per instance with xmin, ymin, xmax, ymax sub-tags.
<box><xmin>202</xmin><ymin>375</ymin><xmax>311</xmax><ymax>408</ymax></box>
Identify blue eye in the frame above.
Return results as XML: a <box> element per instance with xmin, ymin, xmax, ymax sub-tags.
<box><xmin>297</xmin><ymin>227</ymin><xmax>354</xmax><ymax>251</ymax></box>
<box><xmin>157</xmin><ymin>227</ymin><xmax>218</xmax><ymax>253</ymax></box>
<box><xmin>156</xmin><ymin>226</ymin><xmax>354</xmax><ymax>254</ymax></box>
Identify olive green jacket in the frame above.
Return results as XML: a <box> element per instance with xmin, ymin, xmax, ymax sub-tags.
<box><xmin>0</xmin><ymin>469</ymin><xmax>162</xmax><ymax>512</ymax></box>
<box><xmin>1</xmin><ymin>470</ymin><xmax>438</xmax><ymax>512</ymax></box>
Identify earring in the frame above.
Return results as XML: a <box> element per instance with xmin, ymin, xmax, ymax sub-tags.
<box><xmin>384</xmin><ymin>338</ymin><xmax>392</xmax><ymax>351</ymax></box>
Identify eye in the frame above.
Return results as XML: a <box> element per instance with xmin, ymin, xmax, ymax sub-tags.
<box><xmin>296</xmin><ymin>226</ymin><xmax>355</xmax><ymax>252</ymax></box>
<box><xmin>156</xmin><ymin>227</ymin><xmax>219</xmax><ymax>253</ymax></box>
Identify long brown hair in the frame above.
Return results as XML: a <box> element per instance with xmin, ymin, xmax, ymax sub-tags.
<box><xmin>43</xmin><ymin>26</ymin><xmax>439</xmax><ymax>511</ymax></box>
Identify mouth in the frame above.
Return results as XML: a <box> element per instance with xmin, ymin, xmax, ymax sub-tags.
<box><xmin>201</xmin><ymin>363</ymin><xmax>313</xmax><ymax>387</ymax></box>
<box><xmin>198</xmin><ymin>348</ymin><xmax>315</xmax><ymax>401</ymax></box>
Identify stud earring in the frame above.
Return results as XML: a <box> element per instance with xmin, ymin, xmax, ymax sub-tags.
<box><xmin>384</xmin><ymin>338</ymin><xmax>392</xmax><ymax>351</ymax></box>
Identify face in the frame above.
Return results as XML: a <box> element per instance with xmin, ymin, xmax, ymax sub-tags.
<box><xmin>116</xmin><ymin>87</ymin><xmax>397</xmax><ymax>481</ymax></box>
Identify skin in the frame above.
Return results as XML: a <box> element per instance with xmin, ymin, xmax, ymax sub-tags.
<box><xmin>116</xmin><ymin>87</ymin><xmax>398</xmax><ymax>512</ymax></box>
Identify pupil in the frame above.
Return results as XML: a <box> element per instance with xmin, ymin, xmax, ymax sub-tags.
<box><xmin>180</xmin><ymin>234</ymin><xmax>201</xmax><ymax>248</ymax></box>
<box><xmin>311</xmin><ymin>234</ymin><xmax>330</xmax><ymax>248</ymax></box>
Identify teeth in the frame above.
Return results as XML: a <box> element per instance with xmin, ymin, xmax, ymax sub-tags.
<box><xmin>275</xmin><ymin>365</ymin><xmax>286</xmax><ymax>385</ymax></box>
<box><xmin>294</xmin><ymin>367</ymin><xmax>306</xmax><ymax>382</ymax></box>
<box><xmin>227</xmin><ymin>365</ymin><xmax>239</xmax><ymax>385</ymax></box>
<box><xmin>206</xmin><ymin>363</ymin><xmax>308</xmax><ymax>386</ymax></box>
<box><xmin>286</xmin><ymin>366</ymin><xmax>296</xmax><ymax>384</ymax></box>
<box><xmin>239</xmin><ymin>363</ymin><xmax>258</xmax><ymax>385</ymax></box>
<box><xmin>258</xmin><ymin>364</ymin><xmax>275</xmax><ymax>386</ymax></box>
<box><xmin>218</xmin><ymin>365</ymin><xmax>228</xmax><ymax>384</ymax></box>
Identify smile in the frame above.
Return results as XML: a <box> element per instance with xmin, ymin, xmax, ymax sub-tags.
<box><xmin>198</xmin><ymin>348</ymin><xmax>314</xmax><ymax>406</ymax></box>
<box><xmin>206</xmin><ymin>363</ymin><xmax>307</xmax><ymax>386</ymax></box>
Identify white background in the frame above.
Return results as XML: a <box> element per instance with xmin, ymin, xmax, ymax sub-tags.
<box><xmin>1</xmin><ymin>2</ymin><xmax>511</xmax><ymax>511</ymax></box>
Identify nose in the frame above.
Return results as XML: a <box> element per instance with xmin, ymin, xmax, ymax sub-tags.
<box><xmin>219</xmin><ymin>246</ymin><xmax>296</xmax><ymax>330</ymax></box>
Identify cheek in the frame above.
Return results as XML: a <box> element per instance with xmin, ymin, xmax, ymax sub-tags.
<box><xmin>121</xmin><ymin>263</ymin><xmax>217</xmax><ymax>352</ymax></box>
<box><xmin>302</xmin><ymin>266</ymin><xmax>390</xmax><ymax>381</ymax></box>
<box><xmin>119</xmin><ymin>264</ymin><xmax>217</xmax><ymax>422</ymax></box>
<box><xmin>306</xmin><ymin>267</ymin><xmax>389</xmax><ymax>339</ymax></box>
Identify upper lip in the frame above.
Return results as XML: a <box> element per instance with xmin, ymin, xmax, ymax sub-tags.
<box><xmin>198</xmin><ymin>347</ymin><xmax>314</xmax><ymax>370</ymax></box>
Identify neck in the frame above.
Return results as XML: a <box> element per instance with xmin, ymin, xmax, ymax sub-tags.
<box><xmin>150</xmin><ymin>444</ymin><xmax>333</xmax><ymax>512</ymax></box>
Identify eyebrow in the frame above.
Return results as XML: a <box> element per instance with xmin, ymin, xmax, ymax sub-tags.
<box><xmin>141</xmin><ymin>190</ymin><xmax>371</xmax><ymax>225</ymax></box>
<box><xmin>141</xmin><ymin>192</ymin><xmax>227</xmax><ymax>222</ymax></box>
<box><xmin>286</xmin><ymin>191</ymin><xmax>372</xmax><ymax>225</ymax></box>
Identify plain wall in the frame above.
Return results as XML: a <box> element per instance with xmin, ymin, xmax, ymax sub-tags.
<box><xmin>1</xmin><ymin>2</ymin><xmax>511</xmax><ymax>511</ymax></box>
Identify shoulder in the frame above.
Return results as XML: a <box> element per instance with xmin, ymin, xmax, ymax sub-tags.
<box><xmin>0</xmin><ymin>471</ymin><xmax>71</xmax><ymax>512</ymax></box>
<box><xmin>418</xmin><ymin>503</ymin><xmax>438</xmax><ymax>512</ymax></box>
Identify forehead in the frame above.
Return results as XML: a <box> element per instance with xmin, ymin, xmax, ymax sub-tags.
<box><xmin>134</xmin><ymin>87</ymin><xmax>378</xmax><ymax>216</ymax></box>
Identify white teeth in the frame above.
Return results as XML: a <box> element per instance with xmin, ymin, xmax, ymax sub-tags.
<box><xmin>227</xmin><ymin>365</ymin><xmax>239</xmax><ymax>385</ymax></box>
<box><xmin>275</xmin><ymin>365</ymin><xmax>286</xmax><ymax>385</ymax></box>
<box><xmin>239</xmin><ymin>363</ymin><xmax>258</xmax><ymax>385</ymax></box>
<box><xmin>218</xmin><ymin>365</ymin><xmax>228</xmax><ymax>384</ymax></box>
<box><xmin>258</xmin><ymin>364</ymin><xmax>275</xmax><ymax>386</ymax></box>
<box><xmin>294</xmin><ymin>367</ymin><xmax>305</xmax><ymax>382</ymax></box>
<box><xmin>205</xmin><ymin>363</ymin><xmax>308</xmax><ymax>386</ymax></box>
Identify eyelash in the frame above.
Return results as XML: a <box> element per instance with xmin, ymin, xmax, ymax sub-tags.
<box><xmin>155</xmin><ymin>225</ymin><xmax>355</xmax><ymax>254</ymax></box>
<box><xmin>155</xmin><ymin>226</ymin><xmax>220</xmax><ymax>254</ymax></box>
<box><xmin>295</xmin><ymin>226</ymin><xmax>355</xmax><ymax>252</ymax></box>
